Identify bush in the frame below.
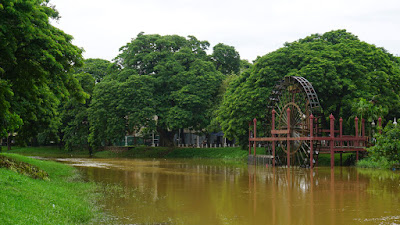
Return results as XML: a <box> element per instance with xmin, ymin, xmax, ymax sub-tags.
<box><xmin>360</xmin><ymin>122</ymin><xmax>400</xmax><ymax>168</ymax></box>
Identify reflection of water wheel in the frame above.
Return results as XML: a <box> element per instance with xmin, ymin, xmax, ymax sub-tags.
<box><xmin>268</xmin><ymin>76</ymin><xmax>322</xmax><ymax>167</ymax></box>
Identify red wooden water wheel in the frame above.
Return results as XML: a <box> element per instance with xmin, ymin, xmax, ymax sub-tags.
<box><xmin>267</xmin><ymin>76</ymin><xmax>322</xmax><ymax>167</ymax></box>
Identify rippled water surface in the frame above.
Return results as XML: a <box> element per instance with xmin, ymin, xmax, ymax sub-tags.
<box><xmin>57</xmin><ymin>158</ymin><xmax>400</xmax><ymax>225</ymax></box>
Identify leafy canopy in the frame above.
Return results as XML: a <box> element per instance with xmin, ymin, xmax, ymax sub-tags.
<box><xmin>0</xmin><ymin>0</ymin><xmax>85</xmax><ymax>143</ymax></box>
<box><xmin>90</xmin><ymin>33</ymin><xmax>224</xmax><ymax>146</ymax></box>
<box><xmin>212</xmin><ymin>43</ymin><xmax>241</xmax><ymax>75</ymax></box>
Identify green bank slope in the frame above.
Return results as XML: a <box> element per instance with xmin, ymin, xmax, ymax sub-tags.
<box><xmin>0</xmin><ymin>153</ymin><xmax>102</xmax><ymax>224</ymax></box>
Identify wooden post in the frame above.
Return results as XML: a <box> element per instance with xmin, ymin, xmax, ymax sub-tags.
<box><xmin>330</xmin><ymin>114</ymin><xmax>335</xmax><ymax>169</ymax></box>
<box><xmin>362</xmin><ymin>119</ymin><xmax>365</xmax><ymax>138</ymax></box>
<box><xmin>362</xmin><ymin>118</ymin><xmax>365</xmax><ymax>153</ymax></box>
<box><xmin>272</xmin><ymin>109</ymin><xmax>276</xmax><ymax>167</ymax></box>
<box><xmin>339</xmin><ymin>117</ymin><xmax>343</xmax><ymax>147</ymax></box>
<box><xmin>253</xmin><ymin>118</ymin><xmax>257</xmax><ymax>156</ymax></box>
<box><xmin>310</xmin><ymin>114</ymin><xmax>314</xmax><ymax>169</ymax></box>
<box><xmin>355</xmin><ymin>117</ymin><xmax>359</xmax><ymax>161</ymax></box>
<box><xmin>249</xmin><ymin>121</ymin><xmax>251</xmax><ymax>155</ymax></box>
<box><xmin>339</xmin><ymin>117</ymin><xmax>343</xmax><ymax>167</ymax></box>
<box><xmin>315</xmin><ymin>117</ymin><xmax>319</xmax><ymax>167</ymax></box>
<box><xmin>287</xmin><ymin>108</ymin><xmax>291</xmax><ymax>168</ymax></box>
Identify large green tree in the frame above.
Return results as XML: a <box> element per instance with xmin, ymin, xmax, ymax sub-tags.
<box><xmin>0</xmin><ymin>0</ymin><xmax>85</xmax><ymax>145</ymax></box>
<box><xmin>59</xmin><ymin>58</ymin><xmax>113</xmax><ymax>150</ymax></box>
<box><xmin>60</xmin><ymin>72</ymin><xmax>94</xmax><ymax>151</ymax></box>
<box><xmin>89</xmin><ymin>73</ymin><xmax>155</xmax><ymax>146</ymax></box>
<box><xmin>212</xmin><ymin>43</ymin><xmax>241</xmax><ymax>75</ymax></box>
<box><xmin>218</xmin><ymin>30</ymin><xmax>400</xmax><ymax>147</ymax></box>
<box><xmin>93</xmin><ymin>33</ymin><xmax>224</xmax><ymax>147</ymax></box>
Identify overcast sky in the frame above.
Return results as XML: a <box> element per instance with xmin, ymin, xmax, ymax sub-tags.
<box><xmin>50</xmin><ymin>0</ymin><xmax>400</xmax><ymax>62</ymax></box>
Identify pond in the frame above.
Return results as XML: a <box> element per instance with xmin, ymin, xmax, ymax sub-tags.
<box><xmin>57</xmin><ymin>158</ymin><xmax>400</xmax><ymax>225</ymax></box>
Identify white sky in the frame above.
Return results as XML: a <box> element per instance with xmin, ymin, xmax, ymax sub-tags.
<box><xmin>50</xmin><ymin>0</ymin><xmax>400</xmax><ymax>62</ymax></box>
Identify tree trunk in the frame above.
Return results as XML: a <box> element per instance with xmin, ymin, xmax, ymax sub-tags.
<box><xmin>88</xmin><ymin>145</ymin><xmax>93</xmax><ymax>156</ymax></box>
<box><xmin>158</xmin><ymin>128</ymin><xmax>176</xmax><ymax>147</ymax></box>
<box><xmin>180</xmin><ymin>128</ymin><xmax>185</xmax><ymax>145</ymax></box>
<box><xmin>7</xmin><ymin>133</ymin><xmax>11</xmax><ymax>151</ymax></box>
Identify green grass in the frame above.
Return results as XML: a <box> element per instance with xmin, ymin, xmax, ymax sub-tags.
<box><xmin>0</xmin><ymin>153</ymin><xmax>103</xmax><ymax>224</ymax></box>
<box><xmin>93</xmin><ymin>146</ymin><xmax>248</xmax><ymax>159</ymax></box>
<box><xmin>94</xmin><ymin>146</ymin><xmax>173</xmax><ymax>158</ymax></box>
<box><xmin>317</xmin><ymin>153</ymin><xmax>356</xmax><ymax>166</ymax></box>
<box><xmin>166</xmin><ymin>147</ymin><xmax>248</xmax><ymax>159</ymax></box>
<box><xmin>357</xmin><ymin>157</ymin><xmax>399</xmax><ymax>169</ymax></box>
<box><xmin>5</xmin><ymin>146</ymin><xmax>90</xmax><ymax>158</ymax></box>
<box><xmin>6</xmin><ymin>146</ymin><xmax>359</xmax><ymax>167</ymax></box>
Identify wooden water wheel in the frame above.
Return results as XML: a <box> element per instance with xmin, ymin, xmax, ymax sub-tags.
<box><xmin>267</xmin><ymin>76</ymin><xmax>322</xmax><ymax>167</ymax></box>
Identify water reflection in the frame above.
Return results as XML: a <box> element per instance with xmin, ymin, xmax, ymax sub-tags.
<box><xmin>59</xmin><ymin>158</ymin><xmax>400</xmax><ymax>225</ymax></box>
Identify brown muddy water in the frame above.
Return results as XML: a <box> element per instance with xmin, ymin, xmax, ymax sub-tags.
<box><xmin>56</xmin><ymin>158</ymin><xmax>400</xmax><ymax>225</ymax></box>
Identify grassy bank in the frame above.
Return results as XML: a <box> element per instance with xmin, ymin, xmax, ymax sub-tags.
<box><xmin>357</xmin><ymin>158</ymin><xmax>400</xmax><ymax>169</ymax></box>
<box><xmin>6</xmin><ymin>146</ymin><xmax>358</xmax><ymax>167</ymax></box>
<box><xmin>317</xmin><ymin>153</ymin><xmax>356</xmax><ymax>166</ymax></box>
<box><xmin>6</xmin><ymin>146</ymin><xmax>90</xmax><ymax>158</ymax></box>
<box><xmin>94</xmin><ymin>146</ymin><xmax>248</xmax><ymax>160</ymax></box>
<box><xmin>0</xmin><ymin>153</ymin><xmax>102</xmax><ymax>224</ymax></box>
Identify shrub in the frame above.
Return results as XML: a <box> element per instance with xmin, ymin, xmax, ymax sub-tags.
<box><xmin>361</xmin><ymin>122</ymin><xmax>400</xmax><ymax>168</ymax></box>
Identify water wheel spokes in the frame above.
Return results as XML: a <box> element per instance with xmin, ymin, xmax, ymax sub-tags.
<box><xmin>268</xmin><ymin>76</ymin><xmax>322</xmax><ymax>167</ymax></box>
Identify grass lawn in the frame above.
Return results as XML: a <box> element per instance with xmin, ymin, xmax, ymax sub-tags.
<box><xmin>5</xmin><ymin>146</ymin><xmax>358</xmax><ymax>167</ymax></box>
<box><xmin>0</xmin><ymin>153</ymin><xmax>103</xmax><ymax>224</ymax></box>
<box><xmin>5</xmin><ymin>146</ymin><xmax>90</xmax><ymax>158</ymax></box>
<box><xmin>94</xmin><ymin>146</ymin><xmax>248</xmax><ymax>160</ymax></box>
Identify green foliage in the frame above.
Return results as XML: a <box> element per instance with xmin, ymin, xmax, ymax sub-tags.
<box><xmin>58</xmin><ymin>59</ymin><xmax>113</xmax><ymax>150</ymax></box>
<box><xmin>89</xmin><ymin>74</ymin><xmax>155</xmax><ymax>147</ymax></box>
<box><xmin>212</xmin><ymin>43</ymin><xmax>241</xmax><ymax>75</ymax></box>
<box><xmin>76</xmin><ymin>58</ymin><xmax>114</xmax><ymax>83</ymax></box>
<box><xmin>93</xmin><ymin>33</ymin><xmax>225</xmax><ymax>147</ymax></box>
<box><xmin>351</xmin><ymin>97</ymin><xmax>388</xmax><ymax>134</ymax></box>
<box><xmin>359</xmin><ymin>122</ymin><xmax>400</xmax><ymax>169</ymax></box>
<box><xmin>0</xmin><ymin>153</ymin><xmax>103</xmax><ymax>224</ymax></box>
<box><xmin>351</xmin><ymin>98</ymin><xmax>388</xmax><ymax>122</ymax></box>
<box><xmin>61</xmin><ymin>73</ymin><xmax>94</xmax><ymax>150</ymax></box>
<box><xmin>357</xmin><ymin>157</ymin><xmax>393</xmax><ymax>169</ymax></box>
<box><xmin>218</xmin><ymin>30</ymin><xmax>400</xmax><ymax>147</ymax></box>
<box><xmin>0</xmin><ymin>0</ymin><xmax>85</xmax><ymax>143</ymax></box>
<box><xmin>317</xmin><ymin>153</ymin><xmax>355</xmax><ymax>166</ymax></box>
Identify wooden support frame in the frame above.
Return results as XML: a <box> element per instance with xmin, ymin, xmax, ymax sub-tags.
<box><xmin>248</xmin><ymin>113</ymin><xmax>373</xmax><ymax>168</ymax></box>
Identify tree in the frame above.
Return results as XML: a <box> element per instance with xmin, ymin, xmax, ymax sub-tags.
<box><xmin>99</xmin><ymin>33</ymin><xmax>225</xmax><ymax>147</ymax></box>
<box><xmin>89</xmin><ymin>74</ymin><xmax>155</xmax><ymax>147</ymax></box>
<box><xmin>0</xmin><ymin>0</ymin><xmax>85</xmax><ymax>145</ymax></box>
<box><xmin>76</xmin><ymin>58</ymin><xmax>114</xmax><ymax>83</ymax></box>
<box><xmin>61</xmin><ymin>72</ymin><xmax>94</xmax><ymax>151</ymax></box>
<box><xmin>212</xmin><ymin>43</ymin><xmax>241</xmax><ymax>75</ymax></box>
<box><xmin>218</xmin><ymin>30</ymin><xmax>400</xmax><ymax>147</ymax></box>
